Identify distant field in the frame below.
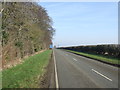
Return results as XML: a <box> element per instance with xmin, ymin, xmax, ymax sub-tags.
<box><xmin>66</xmin><ymin>50</ymin><xmax>119</xmax><ymax>65</ymax></box>
<box><xmin>2</xmin><ymin>50</ymin><xmax>52</xmax><ymax>88</ymax></box>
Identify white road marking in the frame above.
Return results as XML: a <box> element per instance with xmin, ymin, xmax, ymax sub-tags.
<box><xmin>73</xmin><ymin>58</ymin><xmax>77</xmax><ymax>61</ymax></box>
<box><xmin>53</xmin><ymin>50</ymin><xmax>59</xmax><ymax>89</ymax></box>
<box><xmin>66</xmin><ymin>54</ymin><xmax>68</xmax><ymax>56</ymax></box>
<box><xmin>92</xmin><ymin>69</ymin><xmax>112</xmax><ymax>81</ymax></box>
<box><xmin>0</xmin><ymin>8</ymin><xmax>4</xmax><ymax>13</ymax></box>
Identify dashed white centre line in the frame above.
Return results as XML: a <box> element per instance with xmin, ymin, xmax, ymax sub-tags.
<box><xmin>73</xmin><ymin>58</ymin><xmax>77</xmax><ymax>61</ymax></box>
<box><xmin>92</xmin><ymin>69</ymin><xmax>112</xmax><ymax>81</ymax></box>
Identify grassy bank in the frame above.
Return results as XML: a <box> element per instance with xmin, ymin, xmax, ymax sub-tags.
<box><xmin>66</xmin><ymin>50</ymin><xmax>119</xmax><ymax>65</ymax></box>
<box><xmin>2</xmin><ymin>50</ymin><xmax>52</xmax><ymax>88</ymax></box>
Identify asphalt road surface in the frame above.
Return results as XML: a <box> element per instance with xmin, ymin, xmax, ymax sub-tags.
<box><xmin>53</xmin><ymin>49</ymin><xmax>118</xmax><ymax>88</ymax></box>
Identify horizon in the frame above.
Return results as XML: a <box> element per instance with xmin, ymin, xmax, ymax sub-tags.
<box><xmin>57</xmin><ymin>43</ymin><xmax>119</xmax><ymax>48</ymax></box>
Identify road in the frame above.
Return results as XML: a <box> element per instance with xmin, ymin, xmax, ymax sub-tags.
<box><xmin>53</xmin><ymin>49</ymin><xmax>118</xmax><ymax>88</ymax></box>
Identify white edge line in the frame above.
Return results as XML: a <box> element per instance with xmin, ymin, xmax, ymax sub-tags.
<box><xmin>73</xmin><ymin>58</ymin><xmax>77</xmax><ymax>61</ymax></box>
<box><xmin>92</xmin><ymin>69</ymin><xmax>112</xmax><ymax>81</ymax></box>
<box><xmin>53</xmin><ymin>49</ymin><xmax>59</xmax><ymax>89</ymax></box>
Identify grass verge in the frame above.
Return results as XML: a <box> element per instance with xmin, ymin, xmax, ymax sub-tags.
<box><xmin>66</xmin><ymin>50</ymin><xmax>119</xmax><ymax>65</ymax></box>
<box><xmin>2</xmin><ymin>50</ymin><xmax>52</xmax><ymax>88</ymax></box>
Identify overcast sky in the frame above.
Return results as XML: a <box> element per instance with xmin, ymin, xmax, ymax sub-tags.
<box><xmin>38</xmin><ymin>2</ymin><xmax>118</xmax><ymax>47</ymax></box>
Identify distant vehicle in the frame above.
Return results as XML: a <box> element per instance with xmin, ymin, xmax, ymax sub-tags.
<box><xmin>54</xmin><ymin>45</ymin><xmax>56</xmax><ymax>49</ymax></box>
<box><xmin>49</xmin><ymin>44</ymin><xmax>53</xmax><ymax>49</ymax></box>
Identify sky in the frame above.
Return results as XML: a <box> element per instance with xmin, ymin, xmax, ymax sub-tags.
<box><xmin>38</xmin><ymin>2</ymin><xmax>118</xmax><ymax>47</ymax></box>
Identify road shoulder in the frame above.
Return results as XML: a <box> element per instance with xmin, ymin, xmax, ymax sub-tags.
<box><xmin>39</xmin><ymin>51</ymin><xmax>55</xmax><ymax>88</ymax></box>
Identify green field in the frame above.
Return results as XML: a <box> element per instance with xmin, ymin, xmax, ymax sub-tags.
<box><xmin>66</xmin><ymin>50</ymin><xmax>119</xmax><ymax>65</ymax></box>
<box><xmin>2</xmin><ymin>50</ymin><xmax>52</xmax><ymax>88</ymax></box>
